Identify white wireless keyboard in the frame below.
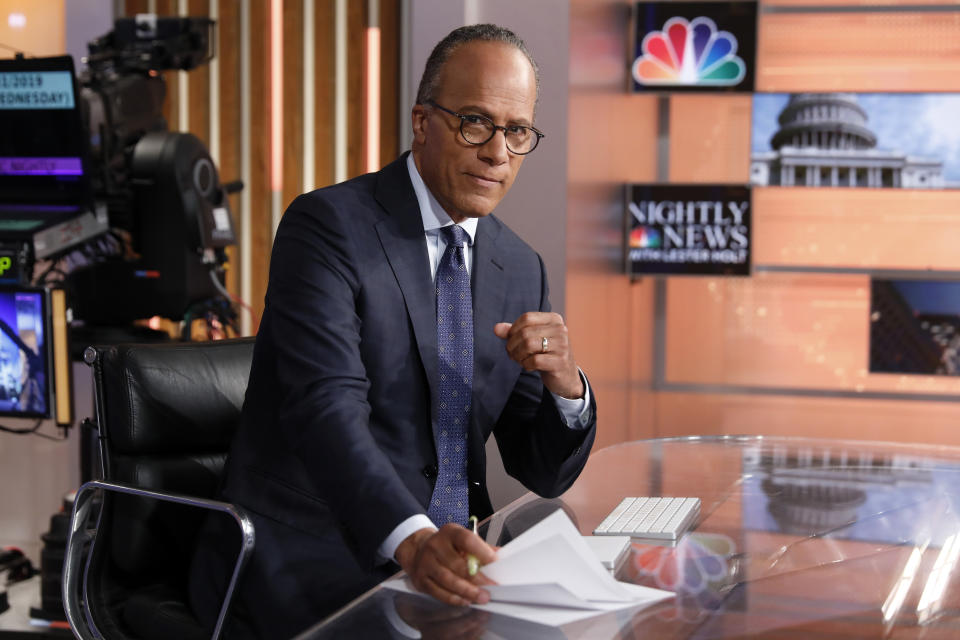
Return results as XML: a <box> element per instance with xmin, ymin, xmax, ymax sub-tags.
<box><xmin>592</xmin><ymin>497</ymin><xmax>700</xmax><ymax>540</ymax></box>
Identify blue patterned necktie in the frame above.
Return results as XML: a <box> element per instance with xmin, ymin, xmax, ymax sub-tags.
<box><xmin>427</xmin><ymin>224</ymin><xmax>472</xmax><ymax>527</ymax></box>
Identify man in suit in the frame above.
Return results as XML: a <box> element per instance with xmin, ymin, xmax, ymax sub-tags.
<box><xmin>190</xmin><ymin>24</ymin><xmax>597</xmax><ymax>639</ymax></box>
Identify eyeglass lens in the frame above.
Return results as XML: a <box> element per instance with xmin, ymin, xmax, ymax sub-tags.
<box><xmin>461</xmin><ymin>117</ymin><xmax>538</xmax><ymax>154</ymax></box>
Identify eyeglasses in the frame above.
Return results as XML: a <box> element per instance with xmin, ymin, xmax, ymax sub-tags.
<box><xmin>426</xmin><ymin>100</ymin><xmax>544</xmax><ymax>155</ymax></box>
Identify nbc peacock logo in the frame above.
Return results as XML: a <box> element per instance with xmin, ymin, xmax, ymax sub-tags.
<box><xmin>633</xmin><ymin>16</ymin><xmax>746</xmax><ymax>87</ymax></box>
<box><xmin>629</xmin><ymin>226</ymin><xmax>661</xmax><ymax>249</ymax></box>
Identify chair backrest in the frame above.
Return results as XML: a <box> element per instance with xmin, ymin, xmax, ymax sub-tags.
<box><xmin>83</xmin><ymin>338</ymin><xmax>254</xmax><ymax>639</ymax></box>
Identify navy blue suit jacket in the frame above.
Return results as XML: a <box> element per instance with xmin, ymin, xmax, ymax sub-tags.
<box><xmin>210</xmin><ymin>152</ymin><xmax>596</xmax><ymax>635</ymax></box>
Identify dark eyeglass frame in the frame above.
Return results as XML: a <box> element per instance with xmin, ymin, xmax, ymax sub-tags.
<box><xmin>426</xmin><ymin>100</ymin><xmax>545</xmax><ymax>155</ymax></box>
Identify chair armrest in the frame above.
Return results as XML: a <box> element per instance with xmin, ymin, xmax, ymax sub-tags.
<box><xmin>63</xmin><ymin>479</ymin><xmax>255</xmax><ymax>640</ymax></box>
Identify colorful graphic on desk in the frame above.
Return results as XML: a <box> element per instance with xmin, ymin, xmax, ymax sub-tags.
<box><xmin>628</xmin><ymin>532</ymin><xmax>737</xmax><ymax>622</ymax></box>
<box><xmin>632</xmin><ymin>2</ymin><xmax>757</xmax><ymax>91</ymax></box>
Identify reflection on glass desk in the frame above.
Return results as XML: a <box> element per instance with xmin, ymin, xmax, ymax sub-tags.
<box><xmin>296</xmin><ymin>436</ymin><xmax>960</xmax><ymax>639</ymax></box>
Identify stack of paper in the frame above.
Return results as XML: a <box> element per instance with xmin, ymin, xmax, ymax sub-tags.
<box><xmin>383</xmin><ymin>509</ymin><xmax>674</xmax><ymax>627</ymax></box>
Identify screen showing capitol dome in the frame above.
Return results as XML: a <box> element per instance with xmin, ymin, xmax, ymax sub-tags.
<box><xmin>751</xmin><ymin>93</ymin><xmax>960</xmax><ymax>190</ymax></box>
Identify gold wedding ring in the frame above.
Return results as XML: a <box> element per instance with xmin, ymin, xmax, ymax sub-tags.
<box><xmin>541</xmin><ymin>336</ymin><xmax>549</xmax><ymax>353</ymax></box>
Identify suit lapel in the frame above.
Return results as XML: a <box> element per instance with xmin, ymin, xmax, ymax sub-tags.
<box><xmin>373</xmin><ymin>155</ymin><xmax>439</xmax><ymax>407</ymax></box>
<box><xmin>472</xmin><ymin>216</ymin><xmax>508</xmax><ymax>418</ymax></box>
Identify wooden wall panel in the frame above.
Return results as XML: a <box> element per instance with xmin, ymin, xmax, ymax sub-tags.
<box><xmin>123</xmin><ymin>1</ymin><xmax>149</xmax><ymax>18</ymax></box>
<box><xmin>217</xmin><ymin>0</ymin><xmax>242</xmax><ymax>300</ymax></box>
<box><xmin>655</xmin><ymin>391</ymin><xmax>960</xmax><ymax>446</ymax></box>
<box><xmin>567</xmin><ymin>94</ymin><xmax>659</xmax><ymax>184</ymax></box>
<box><xmin>669</xmin><ymin>94</ymin><xmax>752</xmax><ymax>183</ymax></box>
<box><xmin>753</xmin><ymin>188</ymin><xmax>960</xmax><ymax>270</ymax></box>
<box><xmin>665</xmin><ymin>273</ymin><xmax>872</xmax><ymax>390</ymax></box>
<box><xmin>758</xmin><ymin>12</ymin><xmax>960</xmax><ymax>92</ymax></box>
<box><xmin>248</xmin><ymin>0</ymin><xmax>272</xmax><ymax>320</ymax></box>
<box><xmin>153</xmin><ymin>0</ymin><xmax>179</xmax><ymax>131</ymax></box>
<box><xmin>282</xmin><ymin>0</ymin><xmax>304</xmax><ymax>209</ymax></box>
<box><xmin>380</xmin><ymin>0</ymin><xmax>401</xmax><ymax>167</ymax></box>
<box><xmin>187</xmin><ymin>0</ymin><xmax>210</xmax><ymax>146</ymax></box>
<box><xmin>314</xmin><ymin>1</ymin><xmax>335</xmax><ymax>189</ymax></box>
<box><xmin>664</xmin><ymin>272</ymin><xmax>960</xmax><ymax>395</ymax></box>
<box><xmin>347</xmin><ymin>0</ymin><xmax>368</xmax><ymax>179</ymax></box>
<box><xmin>0</xmin><ymin>0</ymin><xmax>64</xmax><ymax>56</ymax></box>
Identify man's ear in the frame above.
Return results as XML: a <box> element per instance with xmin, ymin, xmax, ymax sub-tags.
<box><xmin>411</xmin><ymin>104</ymin><xmax>427</xmax><ymax>145</ymax></box>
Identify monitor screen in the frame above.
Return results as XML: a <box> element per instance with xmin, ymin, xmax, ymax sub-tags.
<box><xmin>0</xmin><ymin>55</ymin><xmax>90</xmax><ymax>207</ymax></box>
<box><xmin>870</xmin><ymin>278</ymin><xmax>960</xmax><ymax>376</ymax></box>
<box><xmin>0</xmin><ymin>288</ymin><xmax>50</xmax><ymax>419</ymax></box>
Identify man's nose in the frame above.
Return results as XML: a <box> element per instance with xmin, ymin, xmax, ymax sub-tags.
<box><xmin>478</xmin><ymin>128</ymin><xmax>510</xmax><ymax>164</ymax></box>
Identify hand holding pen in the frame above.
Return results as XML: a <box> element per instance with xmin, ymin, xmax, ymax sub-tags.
<box><xmin>395</xmin><ymin>519</ymin><xmax>497</xmax><ymax>607</ymax></box>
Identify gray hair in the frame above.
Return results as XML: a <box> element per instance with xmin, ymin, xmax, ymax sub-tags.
<box><xmin>415</xmin><ymin>24</ymin><xmax>540</xmax><ymax>106</ymax></box>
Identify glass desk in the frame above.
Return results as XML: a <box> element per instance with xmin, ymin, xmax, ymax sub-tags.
<box><xmin>297</xmin><ymin>435</ymin><xmax>960</xmax><ymax>638</ymax></box>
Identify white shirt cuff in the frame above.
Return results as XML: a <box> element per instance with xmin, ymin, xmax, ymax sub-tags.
<box><xmin>379</xmin><ymin>514</ymin><xmax>437</xmax><ymax>563</ymax></box>
<box><xmin>550</xmin><ymin>368</ymin><xmax>592</xmax><ymax>429</ymax></box>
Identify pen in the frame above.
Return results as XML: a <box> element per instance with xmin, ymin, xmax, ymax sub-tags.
<box><xmin>467</xmin><ymin>515</ymin><xmax>480</xmax><ymax>576</ymax></box>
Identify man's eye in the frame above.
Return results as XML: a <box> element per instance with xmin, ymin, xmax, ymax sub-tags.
<box><xmin>507</xmin><ymin>126</ymin><xmax>529</xmax><ymax>137</ymax></box>
<box><xmin>463</xmin><ymin>115</ymin><xmax>487</xmax><ymax>126</ymax></box>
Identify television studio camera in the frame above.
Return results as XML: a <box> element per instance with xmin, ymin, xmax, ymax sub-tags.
<box><xmin>0</xmin><ymin>14</ymin><xmax>239</xmax><ymax>339</ymax></box>
<box><xmin>0</xmin><ymin>16</ymin><xmax>241</xmax><ymax>622</ymax></box>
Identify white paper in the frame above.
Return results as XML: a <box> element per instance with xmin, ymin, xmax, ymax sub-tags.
<box><xmin>483</xmin><ymin>530</ymin><xmax>632</xmax><ymax>604</ymax></box>
<box><xmin>383</xmin><ymin>578</ymin><xmax>653</xmax><ymax>627</ymax></box>
<box><xmin>381</xmin><ymin>509</ymin><xmax>674</xmax><ymax>627</ymax></box>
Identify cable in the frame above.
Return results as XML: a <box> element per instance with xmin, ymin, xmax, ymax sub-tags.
<box><xmin>34</xmin><ymin>259</ymin><xmax>68</xmax><ymax>287</ymax></box>
<box><xmin>208</xmin><ymin>268</ymin><xmax>232</xmax><ymax>303</ymax></box>
<box><xmin>0</xmin><ymin>418</ymin><xmax>68</xmax><ymax>440</ymax></box>
<box><xmin>31</xmin><ymin>428</ymin><xmax>68</xmax><ymax>442</ymax></box>
<box><xmin>209</xmin><ymin>269</ymin><xmax>259</xmax><ymax>333</ymax></box>
<box><xmin>0</xmin><ymin>41</ymin><xmax>34</xmax><ymax>56</ymax></box>
<box><xmin>0</xmin><ymin>419</ymin><xmax>42</xmax><ymax>435</ymax></box>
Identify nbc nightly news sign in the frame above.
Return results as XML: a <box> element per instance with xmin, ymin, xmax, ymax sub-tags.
<box><xmin>632</xmin><ymin>1</ymin><xmax>757</xmax><ymax>92</ymax></box>
<box><xmin>627</xmin><ymin>185</ymin><xmax>752</xmax><ymax>276</ymax></box>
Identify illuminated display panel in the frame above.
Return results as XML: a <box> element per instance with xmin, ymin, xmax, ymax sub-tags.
<box><xmin>870</xmin><ymin>279</ymin><xmax>960</xmax><ymax>378</ymax></box>
<box><xmin>751</xmin><ymin>93</ymin><xmax>960</xmax><ymax>191</ymax></box>
<box><xmin>632</xmin><ymin>1</ymin><xmax>758</xmax><ymax>92</ymax></box>
<box><xmin>0</xmin><ymin>288</ymin><xmax>49</xmax><ymax>420</ymax></box>
<box><xmin>0</xmin><ymin>56</ymin><xmax>89</xmax><ymax>206</ymax></box>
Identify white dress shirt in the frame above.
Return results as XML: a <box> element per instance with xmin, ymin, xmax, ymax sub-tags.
<box><xmin>377</xmin><ymin>155</ymin><xmax>593</xmax><ymax>563</ymax></box>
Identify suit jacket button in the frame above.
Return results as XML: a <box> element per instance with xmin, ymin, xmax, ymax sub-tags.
<box><xmin>422</xmin><ymin>465</ymin><xmax>437</xmax><ymax>479</ymax></box>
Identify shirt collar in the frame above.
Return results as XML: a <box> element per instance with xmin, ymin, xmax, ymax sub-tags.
<box><xmin>406</xmin><ymin>153</ymin><xmax>478</xmax><ymax>245</ymax></box>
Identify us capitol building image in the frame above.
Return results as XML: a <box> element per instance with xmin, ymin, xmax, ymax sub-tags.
<box><xmin>751</xmin><ymin>93</ymin><xmax>946</xmax><ymax>189</ymax></box>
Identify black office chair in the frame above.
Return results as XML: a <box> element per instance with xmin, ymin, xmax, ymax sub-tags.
<box><xmin>63</xmin><ymin>338</ymin><xmax>256</xmax><ymax>640</ymax></box>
